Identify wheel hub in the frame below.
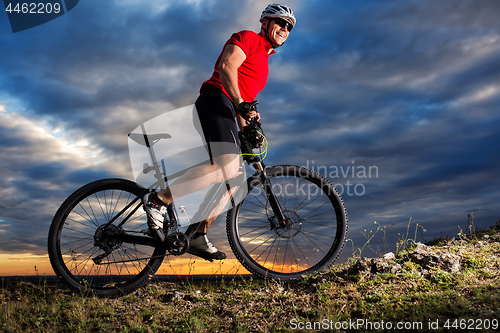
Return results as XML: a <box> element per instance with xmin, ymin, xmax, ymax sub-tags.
<box><xmin>272</xmin><ymin>210</ymin><xmax>302</xmax><ymax>239</ymax></box>
<box><xmin>94</xmin><ymin>224</ymin><xmax>123</xmax><ymax>252</ymax></box>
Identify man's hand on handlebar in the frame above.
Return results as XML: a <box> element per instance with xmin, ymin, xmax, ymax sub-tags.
<box><xmin>240</xmin><ymin>114</ymin><xmax>264</xmax><ymax>149</ymax></box>
<box><xmin>238</xmin><ymin>101</ymin><xmax>259</xmax><ymax>120</ymax></box>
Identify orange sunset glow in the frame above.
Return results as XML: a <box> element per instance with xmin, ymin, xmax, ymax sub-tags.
<box><xmin>0</xmin><ymin>254</ymin><xmax>250</xmax><ymax>277</ymax></box>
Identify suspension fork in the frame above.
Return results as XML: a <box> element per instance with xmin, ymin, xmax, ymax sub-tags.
<box><xmin>254</xmin><ymin>162</ymin><xmax>287</xmax><ymax>228</ymax></box>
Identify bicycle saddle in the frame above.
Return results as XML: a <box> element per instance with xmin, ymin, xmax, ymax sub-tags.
<box><xmin>128</xmin><ymin>133</ymin><xmax>171</xmax><ymax>147</ymax></box>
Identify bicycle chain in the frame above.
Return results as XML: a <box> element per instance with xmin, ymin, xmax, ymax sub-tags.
<box><xmin>93</xmin><ymin>229</ymin><xmax>176</xmax><ymax>265</ymax></box>
<box><xmin>94</xmin><ymin>252</ymin><xmax>172</xmax><ymax>265</ymax></box>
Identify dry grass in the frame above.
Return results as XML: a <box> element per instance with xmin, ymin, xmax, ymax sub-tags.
<box><xmin>1</xmin><ymin>223</ymin><xmax>499</xmax><ymax>332</ymax></box>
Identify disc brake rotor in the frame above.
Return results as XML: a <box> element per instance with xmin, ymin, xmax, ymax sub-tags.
<box><xmin>272</xmin><ymin>210</ymin><xmax>302</xmax><ymax>239</ymax></box>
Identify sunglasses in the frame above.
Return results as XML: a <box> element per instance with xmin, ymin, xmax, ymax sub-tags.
<box><xmin>273</xmin><ymin>18</ymin><xmax>293</xmax><ymax>32</ymax></box>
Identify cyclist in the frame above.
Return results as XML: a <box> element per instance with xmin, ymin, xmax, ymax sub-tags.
<box><xmin>143</xmin><ymin>4</ymin><xmax>296</xmax><ymax>260</ymax></box>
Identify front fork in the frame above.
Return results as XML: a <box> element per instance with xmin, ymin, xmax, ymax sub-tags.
<box><xmin>254</xmin><ymin>162</ymin><xmax>287</xmax><ymax>229</ymax></box>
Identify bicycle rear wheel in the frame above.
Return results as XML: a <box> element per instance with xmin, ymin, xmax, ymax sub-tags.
<box><xmin>227</xmin><ymin>165</ymin><xmax>348</xmax><ymax>281</ymax></box>
<box><xmin>48</xmin><ymin>178</ymin><xmax>165</xmax><ymax>297</ymax></box>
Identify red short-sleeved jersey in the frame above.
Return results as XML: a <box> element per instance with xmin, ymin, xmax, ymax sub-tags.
<box><xmin>201</xmin><ymin>30</ymin><xmax>275</xmax><ymax>103</ymax></box>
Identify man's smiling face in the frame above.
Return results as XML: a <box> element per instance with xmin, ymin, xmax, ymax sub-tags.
<box><xmin>264</xmin><ymin>18</ymin><xmax>291</xmax><ymax>46</ymax></box>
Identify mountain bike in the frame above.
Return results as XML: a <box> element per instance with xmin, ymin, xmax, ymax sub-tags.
<box><xmin>47</xmin><ymin>117</ymin><xmax>348</xmax><ymax>297</ymax></box>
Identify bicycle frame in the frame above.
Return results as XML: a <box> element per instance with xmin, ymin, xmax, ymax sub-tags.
<box><xmin>96</xmin><ymin>118</ymin><xmax>288</xmax><ymax>262</ymax></box>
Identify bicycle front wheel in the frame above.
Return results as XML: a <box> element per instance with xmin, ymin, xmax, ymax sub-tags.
<box><xmin>227</xmin><ymin>165</ymin><xmax>348</xmax><ymax>281</ymax></box>
<box><xmin>48</xmin><ymin>178</ymin><xmax>165</xmax><ymax>297</ymax></box>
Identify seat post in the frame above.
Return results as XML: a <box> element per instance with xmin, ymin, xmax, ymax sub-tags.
<box><xmin>140</xmin><ymin>124</ymin><xmax>166</xmax><ymax>189</ymax></box>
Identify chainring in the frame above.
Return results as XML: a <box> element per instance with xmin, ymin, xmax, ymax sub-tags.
<box><xmin>166</xmin><ymin>231</ymin><xmax>189</xmax><ymax>256</ymax></box>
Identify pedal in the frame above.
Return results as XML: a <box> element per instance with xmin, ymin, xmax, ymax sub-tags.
<box><xmin>187</xmin><ymin>247</ymin><xmax>226</xmax><ymax>262</ymax></box>
<box><xmin>187</xmin><ymin>248</ymin><xmax>214</xmax><ymax>262</ymax></box>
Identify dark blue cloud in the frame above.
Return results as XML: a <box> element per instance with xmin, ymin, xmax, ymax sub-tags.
<box><xmin>65</xmin><ymin>168</ymin><xmax>115</xmax><ymax>186</ymax></box>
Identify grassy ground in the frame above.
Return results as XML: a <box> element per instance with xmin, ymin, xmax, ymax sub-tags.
<box><xmin>1</xmin><ymin>224</ymin><xmax>499</xmax><ymax>332</ymax></box>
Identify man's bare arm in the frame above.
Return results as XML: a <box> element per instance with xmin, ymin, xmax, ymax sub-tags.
<box><xmin>218</xmin><ymin>44</ymin><xmax>246</xmax><ymax>107</ymax></box>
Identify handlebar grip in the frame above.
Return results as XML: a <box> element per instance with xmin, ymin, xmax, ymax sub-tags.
<box><xmin>238</xmin><ymin>101</ymin><xmax>259</xmax><ymax>119</ymax></box>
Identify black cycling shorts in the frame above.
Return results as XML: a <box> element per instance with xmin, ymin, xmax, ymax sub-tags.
<box><xmin>194</xmin><ymin>86</ymin><xmax>240</xmax><ymax>156</ymax></box>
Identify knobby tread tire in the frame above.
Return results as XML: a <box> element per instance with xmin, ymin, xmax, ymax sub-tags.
<box><xmin>226</xmin><ymin>165</ymin><xmax>348</xmax><ymax>282</ymax></box>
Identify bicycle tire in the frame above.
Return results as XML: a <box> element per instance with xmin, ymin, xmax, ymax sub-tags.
<box><xmin>226</xmin><ymin>165</ymin><xmax>348</xmax><ymax>281</ymax></box>
<box><xmin>48</xmin><ymin>178</ymin><xmax>165</xmax><ymax>297</ymax></box>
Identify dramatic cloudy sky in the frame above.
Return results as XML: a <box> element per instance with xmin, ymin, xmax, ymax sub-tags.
<box><xmin>1</xmin><ymin>0</ymin><xmax>499</xmax><ymax>275</ymax></box>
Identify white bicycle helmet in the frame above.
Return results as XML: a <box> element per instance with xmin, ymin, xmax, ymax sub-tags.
<box><xmin>259</xmin><ymin>4</ymin><xmax>296</xmax><ymax>48</ymax></box>
<box><xmin>260</xmin><ymin>4</ymin><xmax>296</xmax><ymax>27</ymax></box>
